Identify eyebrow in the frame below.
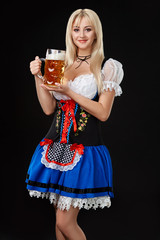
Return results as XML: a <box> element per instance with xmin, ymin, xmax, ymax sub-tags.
<box><xmin>73</xmin><ymin>25</ymin><xmax>92</xmax><ymax>28</ymax></box>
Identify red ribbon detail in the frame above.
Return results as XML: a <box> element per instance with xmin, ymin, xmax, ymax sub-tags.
<box><xmin>70</xmin><ymin>143</ymin><xmax>84</xmax><ymax>155</ymax></box>
<box><xmin>40</xmin><ymin>138</ymin><xmax>53</xmax><ymax>146</ymax></box>
<box><xmin>60</xmin><ymin>99</ymin><xmax>77</xmax><ymax>144</ymax></box>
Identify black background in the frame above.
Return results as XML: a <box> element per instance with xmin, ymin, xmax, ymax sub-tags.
<box><xmin>1</xmin><ymin>0</ymin><xmax>159</xmax><ymax>239</ymax></box>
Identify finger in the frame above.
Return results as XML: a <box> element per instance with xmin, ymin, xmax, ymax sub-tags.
<box><xmin>40</xmin><ymin>84</ymin><xmax>57</xmax><ymax>91</ymax></box>
<box><xmin>40</xmin><ymin>84</ymin><xmax>46</xmax><ymax>89</ymax></box>
<box><xmin>35</xmin><ymin>56</ymin><xmax>42</xmax><ymax>64</ymax></box>
<box><xmin>30</xmin><ymin>67</ymin><xmax>40</xmax><ymax>74</ymax></box>
<box><xmin>55</xmin><ymin>82</ymin><xmax>61</xmax><ymax>87</ymax></box>
<box><xmin>34</xmin><ymin>65</ymin><xmax>41</xmax><ymax>70</ymax></box>
<box><xmin>51</xmin><ymin>87</ymin><xmax>63</xmax><ymax>92</ymax></box>
<box><xmin>40</xmin><ymin>84</ymin><xmax>50</xmax><ymax>90</ymax></box>
<box><xmin>30</xmin><ymin>62</ymin><xmax>41</xmax><ymax>70</ymax></box>
<box><xmin>30</xmin><ymin>61</ymin><xmax>41</xmax><ymax>68</ymax></box>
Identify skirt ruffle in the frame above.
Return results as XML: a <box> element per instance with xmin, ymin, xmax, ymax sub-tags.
<box><xmin>26</xmin><ymin>140</ymin><xmax>114</xmax><ymax>210</ymax></box>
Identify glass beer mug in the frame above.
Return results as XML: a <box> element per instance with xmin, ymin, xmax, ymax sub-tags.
<box><xmin>37</xmin><ymin>49</ymin><xmax>65</xmax><ymax>86</ymax></box>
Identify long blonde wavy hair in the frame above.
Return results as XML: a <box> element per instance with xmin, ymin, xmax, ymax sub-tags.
<box><xmin>65</xmin><ymin>9</ymin><xmax>104</xmax><ymax>93</ymax></box>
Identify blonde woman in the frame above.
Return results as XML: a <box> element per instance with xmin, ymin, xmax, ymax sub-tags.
<box><xmin>26</xmin><ymin>9</ymin><xmax>124</xmax><ymax>240</ymax></box>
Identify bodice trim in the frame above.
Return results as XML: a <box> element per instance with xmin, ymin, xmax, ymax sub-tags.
<box><xmin>52</xmin><ymin>58</ymin><xmax>123</xmax><ymax>100</ymax></box>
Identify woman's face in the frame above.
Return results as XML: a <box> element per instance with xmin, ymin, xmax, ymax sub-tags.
<box><xmin>72</xmin><ymin>17</ymin><xmax>96</xmax><ymax>54</ymax></box>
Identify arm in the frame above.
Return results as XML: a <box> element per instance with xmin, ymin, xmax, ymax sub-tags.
<box><xmin>67</xmin><ymin>88</ymin><xmax>115</xmax><ymax>122</ymax></box>
<box><xmin>57</xmin><ymin>58</ymin><xmax>123</xmax><ymax>120</ymax></box>
<box><xmin>39</xmin><ymin>58</ymin><xmax>124</xmax><ymax>119</ymax></box>
<box><xmin>41</xmin><ymin>83</ymin><xmax>115</xmax><ymax>122</ymax></box>
<box><xmin>30</xmin><ymin>57</ymin><xmax>57</xmax><ymax>115</ymax></box>
<box><xmin>35</xmin><ymin>76</ymin><xmax>57</xmax><ymax>115</ymax></box>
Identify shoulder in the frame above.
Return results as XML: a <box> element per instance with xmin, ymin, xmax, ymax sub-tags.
<box><xmin>101</xmin><ymin>58</ymin><xmax>124</xmax><ymax>97</ymax></box>
<box><xmin>102</xmin><ymin>58</ymin><xmax>123</xmax><ymax>75</ymax></box>
<box><xmin>102</xmin><ymin>58</ymin><xmax>124</xmax><ymax>83</ymax></box>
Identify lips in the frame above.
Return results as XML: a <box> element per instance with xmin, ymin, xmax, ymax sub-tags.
<box><xmin>78</xmin><ymin>40</ymin><xmax>88</xmax><ymax>43</ymax></box>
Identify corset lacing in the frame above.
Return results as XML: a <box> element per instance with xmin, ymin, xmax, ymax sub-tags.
<box><xmin>60</xmin><ymin>99</ymin><xmax>78</xmax><ymax>144</ymax></box>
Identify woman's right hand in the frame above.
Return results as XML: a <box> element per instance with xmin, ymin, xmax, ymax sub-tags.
<box><xmin>30</xmin><ymin>56</ymin><xmax>42</xmax><ymax>76</ymax></box>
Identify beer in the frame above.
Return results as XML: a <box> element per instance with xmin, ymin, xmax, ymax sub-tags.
<box><xmin>43</xmin><ymin>49</ymin><xmax>65</xmax><ymax>86</ymax></box>
<box><xmin>44</xmin><ymin>60</ymin><xmax>65</xmax><ymax>86</ymax></box>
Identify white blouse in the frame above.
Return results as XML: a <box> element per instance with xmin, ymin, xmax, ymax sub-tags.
<box><xmin>52</xmin><ymin>58</ymin><xmax>124</xmax><ymax>100</ymax></box>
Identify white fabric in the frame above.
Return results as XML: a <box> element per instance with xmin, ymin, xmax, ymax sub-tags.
<box><xmin>52</xmin><ymin>58</ymin><xmax>123</xmax><ymax>100</ymax></box>
<box><xmin>29</xmin><ymin>190</ymin><xmax>111</xmax><ymax>211</ymax></box>
<box><xmin>52</xmin><ymin>73</ymin><xmax>97</xmax><ymax>100</ymax></box>
<box><xmin>102</xmin><ymin>58</ymin><xmax>124</xmax><ymax>96</ymax></box>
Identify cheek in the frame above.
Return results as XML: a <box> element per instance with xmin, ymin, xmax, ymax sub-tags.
<box><xmin>71</xmin><ymin>35</ymin><xmax>79</xmax><ymax>48</ymax></box>
<box><xmin>91</xmin><ymin>32</ymin><xmax>96</xmax><ymax>40</ymax></box>
<box><xmin>71</xmin><ymin>33</ymin><xmax>77</xmax><ymax>43</ymax></box>
<box><xmin>89</xmin><ymin>32</ymin><xmax>96</xmax><ymax>43</ymax></box>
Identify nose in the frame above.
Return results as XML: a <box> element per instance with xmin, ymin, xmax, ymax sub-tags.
<box><xmin>79</xmin><ymin>29</ymin><xmax>85</xmax><ymax>38</ymax></box>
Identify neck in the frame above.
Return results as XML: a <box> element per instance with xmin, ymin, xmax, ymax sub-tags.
<box><xmin>77</xmin><ymin>48</ymin><xmax>91</xmax><ymax>56</ymax></box>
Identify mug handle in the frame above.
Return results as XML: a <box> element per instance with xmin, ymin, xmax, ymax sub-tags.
<box><xmin>36</xmin><ymin>58</ymin><xmax>45</xmax><ymax>81</ymax></box>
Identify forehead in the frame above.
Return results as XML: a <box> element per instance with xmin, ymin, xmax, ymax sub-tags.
<box><xmin>73</xmin><ymin>16</ymin><xmax>92</xmax><ymax>27</ymax></box>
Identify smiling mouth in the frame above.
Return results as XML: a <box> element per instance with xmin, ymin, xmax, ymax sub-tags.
<box><xmin>78</xmin><ymin>40</ymin><xmax>88</xmax><ymax>43</ymax></box>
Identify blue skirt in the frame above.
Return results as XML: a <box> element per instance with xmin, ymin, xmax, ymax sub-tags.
<box><xmin>26</xmin><ymin>138</ymin><xmax>114</xmax><ymax>211</ymax></box>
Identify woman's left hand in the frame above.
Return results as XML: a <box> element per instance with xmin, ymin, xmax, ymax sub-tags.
<box><xmin>40</xmin><ymin>82</ymin><xmax>71</xmax><ymax>96</ymax></box>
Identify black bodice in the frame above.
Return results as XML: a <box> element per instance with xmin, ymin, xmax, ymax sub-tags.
<box><xmin>45</xmin><ymin>95</ymin><xmax>104</xmax><ymax>146</ymax></box>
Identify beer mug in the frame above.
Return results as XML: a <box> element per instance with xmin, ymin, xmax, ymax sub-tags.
<box><xmin>37</xmin><ymin>49</ymin><xmax>65</xmax><ymax>86</ymax></box>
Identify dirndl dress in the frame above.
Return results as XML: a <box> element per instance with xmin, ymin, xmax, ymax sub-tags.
<box><xmin>26</xmin><ymin>58</ymin><xmax>124</xmax><ymax>211</ymax></box>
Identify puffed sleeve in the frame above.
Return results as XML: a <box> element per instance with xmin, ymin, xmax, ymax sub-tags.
<box><xmin>101</xmin><ymin>58</ymin><xmax>124</xmax><ymax>96</ymax></box>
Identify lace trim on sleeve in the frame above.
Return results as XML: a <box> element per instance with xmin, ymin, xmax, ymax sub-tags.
<box><xmin>102</xmin><ymin>58</ymin><xmax>124</xmax><ymax>96</ymax></box>
<box><xmin>102</xmin><ymin>80</ymin><xmax>122</xmax><ymax>96</ymax></box>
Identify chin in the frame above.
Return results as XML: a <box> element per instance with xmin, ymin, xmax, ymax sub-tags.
<box><xmin>76</xmin><ymin>43</ymin><xmax>91</xmax><ymax>51</ymax></box>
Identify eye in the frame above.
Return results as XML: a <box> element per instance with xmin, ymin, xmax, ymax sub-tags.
<box><xmin>73</xmin><ymin>28</ymin><xmax>79</xmax><ymax>32</ymax></box>
<box><xmin>85</xmin><ymin>28</ymin><xmax>92</xmax><ymax>32</ymax></box>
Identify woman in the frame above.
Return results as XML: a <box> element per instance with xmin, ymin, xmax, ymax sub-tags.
<box><xmin>26</xmin><ymin>9</ymin><xmax>124</xmax><ymax>240</ymax></box>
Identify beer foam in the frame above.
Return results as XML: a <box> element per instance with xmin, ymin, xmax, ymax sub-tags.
<box><xmin>46</xmin><ymin>51</ymin><xmax>65</xmax><ymax>60</ymax></box>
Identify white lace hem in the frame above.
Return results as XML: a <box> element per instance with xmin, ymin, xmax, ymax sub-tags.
<box><xmin>28</xmin><ymin>190</ymin><xmax>111</xmax><ymax>211</ymax></box>
<box><xmin>102</xmin><ymin>80</ymin><xmax>122</xmax><ymax>96</ymax></box>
